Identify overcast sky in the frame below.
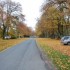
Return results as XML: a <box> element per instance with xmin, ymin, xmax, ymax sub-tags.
<box><xmin>12</xmin><ymin>0</ymin><xmax>44</xmax><ymax>30</ymax></box>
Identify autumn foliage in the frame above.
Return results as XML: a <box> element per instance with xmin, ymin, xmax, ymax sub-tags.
<box><xmin>36</xmin><ymin>0</ymin><xmax>70</xmax><ymax>38</ymax></box>
<box><xmin>37</xmin><ymin>38</ymin><xmax>70</xmax><ymax>70</ymax></box>
<box><xmin>0</xmin><ymin>0</ymin><xmax>32</xmax><ymax>39</ymax></box>
<box><xmin>17</xmin><ymin>22</ymin><xmax>32</xmax><ymax>37</ymax></box>
<box><xmin>37</xmin><ymin>38</ymin><xmax>70</xmax><ymax>56</ymax></box>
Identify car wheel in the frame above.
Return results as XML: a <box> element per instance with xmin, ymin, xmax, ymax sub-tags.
<box><xmin>67</xmin><ymin>42</ymin><xmax>70</xmax><ymax>45</ymax></box>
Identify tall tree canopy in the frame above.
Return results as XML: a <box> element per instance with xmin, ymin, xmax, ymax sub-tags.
<box><xmin>36</xmin><ymin>0</ymin><xmax>70</xmax><ymax>38</ymax></box>
<box><xmin>0</xmin><ymin>0</ymin><xmax>32</xmax><ymax>39</ymax></box>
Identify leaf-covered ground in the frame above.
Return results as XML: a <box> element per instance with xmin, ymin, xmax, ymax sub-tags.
<box><xmin>37</xmin><ymin>38</ymin><xmax>70</xmax><ymax>70</ymax></box>
<box><xmin>0</xmin><ymin>38</ymin><xmax>27</xmax><ymax>51</ymax></box>
<box><xmin>37</xmin><ymin>38</ymin><xmax>70</xmax><ymax>56</ymax></box>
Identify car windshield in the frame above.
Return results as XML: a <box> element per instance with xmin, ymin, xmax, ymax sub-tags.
<box><xmin>63</xmin><ymin>36</ymin><xmax>69</xmax><ymax>40</ymax></box>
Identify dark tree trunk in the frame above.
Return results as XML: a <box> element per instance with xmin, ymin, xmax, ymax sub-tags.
<box><xmin>2</xmin><ymin>24</ymin><xmax>6</xmax><ymax>39</ymax></box>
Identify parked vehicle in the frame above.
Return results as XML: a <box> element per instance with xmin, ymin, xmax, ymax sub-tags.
<box><xmin>61</xmin><ymin>36</ymin><xmax>70</xmax><ymax>45</ymax></box>
<box><xmin>5</xmin><ymin>36</ymin><xmax>11</xmax><ymax>39</ymax></box>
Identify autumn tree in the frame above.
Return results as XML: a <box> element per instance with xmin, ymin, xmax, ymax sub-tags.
<box><xmin>17</xmin><ymin>23</ymin><xmax>32</xmax><ymax>37</ymax></box>
<box><xmin>36</xmin><ymin>0</ymin><xmax>70</xmax><ymax>38</ymax></box>
<box><xmin>5</xmin><ymin>0</ymin><xmax>22</xmax><ymax>37</ymax></box>
<box><xmin>0</xmin><ymin>0</ymin><xmax>6</xmax><ymax>39</ymax></box>
<box><xmin>0</xmin><ymin>0</ymin><xmax>25</xmax><ymax>39</ymax></box>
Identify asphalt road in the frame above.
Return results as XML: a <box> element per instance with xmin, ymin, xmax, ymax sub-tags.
<box><xmin>0</xmin><ymin>38</ymin><xmax>55</xmax><ymax>70</ymax></box>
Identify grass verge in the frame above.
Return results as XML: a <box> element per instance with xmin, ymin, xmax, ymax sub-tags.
<box><xmin>37</xmin><ymin>38</ymin><xmax>70</xmax><ymax>70</ymax></box>
<box><xmin>0</xmin><ymin>38</ymin><xmax>28</xmax><ymax>51</ymax></box>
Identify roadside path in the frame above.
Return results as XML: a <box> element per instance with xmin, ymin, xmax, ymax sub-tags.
<box><xmin>0</xmin><ymin>38</ymin><xmax>55</xmax><ymax>70</ymax></box>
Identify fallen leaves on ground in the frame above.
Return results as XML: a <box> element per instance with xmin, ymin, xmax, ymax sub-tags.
<box><xmin>37</xmin><ymin>38</ymin><xmax>70</xmax><ymax>56</ymax></box>
<box><xmin>0</xmin><ymin>38</ymin><xmax>27</xmax><ymax>51</ymax></box>
<box><xmin>37</xmin><ymin>38</ymin><xmax>70</xmax><ymax>70</ymax></box>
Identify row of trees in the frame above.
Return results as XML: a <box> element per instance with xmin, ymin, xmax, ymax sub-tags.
<box><xmin>0</xmin><ymin>0</ymin><xmax>32</xmax><ymax>39</ymax></box>
<box><xmin>36</xmin><ymin>0</ymin><xmax>70</xmax><ymax>38</ymax></box>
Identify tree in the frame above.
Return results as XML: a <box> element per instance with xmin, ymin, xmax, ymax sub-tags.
<box><xmin>0</xmin><ymin>0</ymin><xmax>24</xmax><ymax>39</ymax></box>
<box><xmin>36</xmin><ymin>0</ymin><xmax>70</xmax><ymax>38</ymax></box>
<box><xmin>5</xmin><ymin>0</ymin><xmax>22</xmax><ymax>36</ymax></box>
<box><xmin>0</xmin><ymin>0</ymin><xmax>6</xmax><ymax>39</ymax></box>
<box><xmin>17</xmin><ymin>22</ymin><xmax>32</xmax><ymax>37</ymax></box>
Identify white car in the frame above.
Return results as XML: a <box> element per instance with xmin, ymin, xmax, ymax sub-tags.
<box><xmin>61</xmin><ymin>36</ymin><xmax>70</xmax><ymax>45</ymax></box>
<box><xmin>5</xmin><ymin>36</ymin><xmax>11</xmax><ymax>39</ymax></box>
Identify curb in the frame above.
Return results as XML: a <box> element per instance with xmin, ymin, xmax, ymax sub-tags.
<box><xmin>35</xmin><ymin>39</ymin><xmax>57</xmax><ymax>70</ymax></box>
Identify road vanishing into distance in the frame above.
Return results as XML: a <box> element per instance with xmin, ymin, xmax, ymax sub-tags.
<box><xmin>0</xmin><ymin>38</ymin><xmax>55</xmax><ymax>70</ymax></box>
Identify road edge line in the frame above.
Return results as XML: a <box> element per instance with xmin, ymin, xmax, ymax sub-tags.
<box><xmin>35</xmin><ymin>39</ymin><xmax>57</xmax><ymax>70</ymax></box>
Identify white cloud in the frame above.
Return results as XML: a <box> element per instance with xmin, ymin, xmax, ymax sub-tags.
<box><xmin>12</xmin><ymin>0</ymin><xmax>44</xmax><ymax>30</ymax></box>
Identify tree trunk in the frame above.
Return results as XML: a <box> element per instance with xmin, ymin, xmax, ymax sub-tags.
<box><xmin>2</xmin><ymin>24</ymin><xmax>6</xmax><ymax>39</ymax></box>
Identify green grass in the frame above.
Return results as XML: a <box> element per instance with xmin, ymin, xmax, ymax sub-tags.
<box><xmin>39</xmin><ymin>44</ymin><xmax>70</xmax><ymax>70</ymax></box>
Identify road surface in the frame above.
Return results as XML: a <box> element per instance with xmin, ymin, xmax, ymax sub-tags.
<box><xmin>0</xmin><ymin>38</ymin><xmax>55</xmax><ymax>70</ymax></box>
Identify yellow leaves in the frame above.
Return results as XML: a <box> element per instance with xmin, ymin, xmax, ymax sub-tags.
<box><xmin>0</xmin><ymin>38</ymin><xmax>27</xmax><ymax>51</ymax></box>
<box><xmin>68</xmin><ymin>59</ymin><xmax>70</xmax><ymax>63</ymax></box>
<box><xmin>37</xmin><ymin>38</ymin><xmax>70</xmax><ymax>70</ymax></box>
<box><xmin>37</xmin><ymin>38</ymin><xmax>70</xmax><ymax>56</ymax></box>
